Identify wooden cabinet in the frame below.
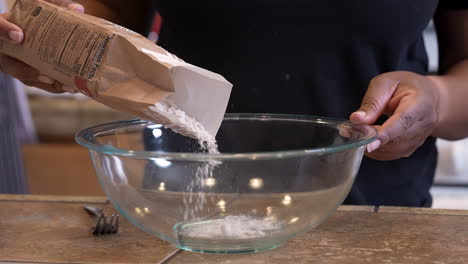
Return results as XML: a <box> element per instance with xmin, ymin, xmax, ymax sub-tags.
<box><xmin>22</xmin><ymin>96</ymin><xmax>133</xmax><ymax>196</ymax></box>
<box><xmin>22</xmin><ymin>144</ymin><xmax>104</xmax><ymax>196</ymax></box>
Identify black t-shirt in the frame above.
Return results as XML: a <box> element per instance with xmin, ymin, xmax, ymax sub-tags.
<box><xmin>147</xmin><ymin>0</ymin><xmax>468</xmax><ymax>207</ymax></box>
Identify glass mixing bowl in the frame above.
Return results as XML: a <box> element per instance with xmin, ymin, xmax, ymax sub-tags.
<box><xmin>76</xmin><ymin>114</ymin><xmax>375</xmax><ymax>253</ymax></box>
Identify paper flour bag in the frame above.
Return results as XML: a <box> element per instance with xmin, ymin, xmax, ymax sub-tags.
<box><xmin>1</xmin><ymin>0</ymin><xmax>232</xmax><ymax>136</ymax></box>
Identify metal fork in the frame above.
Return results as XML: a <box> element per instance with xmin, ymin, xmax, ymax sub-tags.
<box><xmin>84</xmin><ymin>206</ymin><xmax>119</xmax><ymax>235</ymax></box>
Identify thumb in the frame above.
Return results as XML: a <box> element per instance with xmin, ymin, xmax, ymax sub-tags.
<box><xmin>350</xmin><ymin>75</ymin><xmax>398</xmax><ymax>125</ymax></box>
<box><xmin>0</xmin><ymin>13</ymin><xmax>23</xmax><ymax>44</ymax></box>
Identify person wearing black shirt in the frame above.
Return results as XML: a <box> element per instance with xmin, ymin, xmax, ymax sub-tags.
<box><xmin>2</xmin><ymin>0</ymin><xmax>468</xmax><ymax>207</ymax></box>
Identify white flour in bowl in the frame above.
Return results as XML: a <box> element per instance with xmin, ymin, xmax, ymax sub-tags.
<box><xmin>179</xmin><ymin>215</ymin><xmax>283</xmax><ymax>239</ymax></box>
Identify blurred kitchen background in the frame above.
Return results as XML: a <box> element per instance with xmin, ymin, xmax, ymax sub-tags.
<box><xmin>423</xmin><ymin>22</ymin><xmax>468</xmax><ymax>209</ymax></box>
<box><xmin>2</xmin><ymin>0</ymin><xmax>468</xmax><ymax>208</ymax></box>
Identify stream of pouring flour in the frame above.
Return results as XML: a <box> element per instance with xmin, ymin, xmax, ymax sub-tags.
<box><xmin>150</xmin><ymin>99</ymin><xmax>219</xmax><ymax>219</ymax></box>
<box><xmin>148</xmin><ymin>100</ymin><xmax>284</xmax><ymax>240</ymax></box>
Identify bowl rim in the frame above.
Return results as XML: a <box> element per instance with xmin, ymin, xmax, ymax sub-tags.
<box><xmin>75</xmin><ymin>113</ymin><xmax>377</xmax><ymax>160</ymax></box>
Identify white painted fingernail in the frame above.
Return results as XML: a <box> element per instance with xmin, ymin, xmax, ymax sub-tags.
<box><xmin>68</xmin><ymin>3</ymin><xmax>85</xmax><ymax>12</ymax></box>
<box><xmin>8</xmin><ymin>31</ymin><xmax>23</xmax><ymax>43</ymax></box>
<box><xmin>354</xmin><ymin>111</ymin><xmax>366</xmax><ymax>118</ymax></box>
<box><xmin>38</xmin><ymin>74</ymin><xmax>55</xmax><ymax>84</ymax></box>
<box><xmin>367</xmin><ymin>139</ymin><xmax>381</xmax><ymax>153</ymax></box>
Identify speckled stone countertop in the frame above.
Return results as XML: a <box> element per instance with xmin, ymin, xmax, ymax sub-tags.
<box><xmin>1</xmin><ymin>195</ymin><xmax>467</xmax><ymax>264</ymax></box>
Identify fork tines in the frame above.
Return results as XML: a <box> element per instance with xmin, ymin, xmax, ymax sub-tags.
<box><xmin>92</xmin><ymin>214</ymin><xmax>119</xmax><ymax>235</ymax></box>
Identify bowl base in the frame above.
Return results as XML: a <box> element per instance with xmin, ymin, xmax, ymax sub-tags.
<box><xmin>176</xmin><ymin>243</ymin><xmax>284</xmax><ymax>254</ymax></box>
<box><xmin>173</xmin><ymin>215</ymin><xmax>287</xmax><ymax>253</ymax></box>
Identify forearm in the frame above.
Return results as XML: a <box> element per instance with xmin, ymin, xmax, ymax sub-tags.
<box><xmin>73</xmin><ymin>0</ymin><xmax>155</xmax><ymax>35</ymax></box>
<box><xmin>430</xmin><ymin>59</ymin><xmax>468</xmax><ymax>140</ymax></box>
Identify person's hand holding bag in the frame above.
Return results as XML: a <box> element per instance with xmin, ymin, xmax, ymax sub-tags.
<box><xmin>0</xmin><ymin>0</ymin><xmax>84</xmax><ymax>93</ymax></box>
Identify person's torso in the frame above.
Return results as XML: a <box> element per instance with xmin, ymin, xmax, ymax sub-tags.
<box><xmin>154</xmin><ymin>1</ymin><xmax>441</xmax><ymax>207</ymax></box>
